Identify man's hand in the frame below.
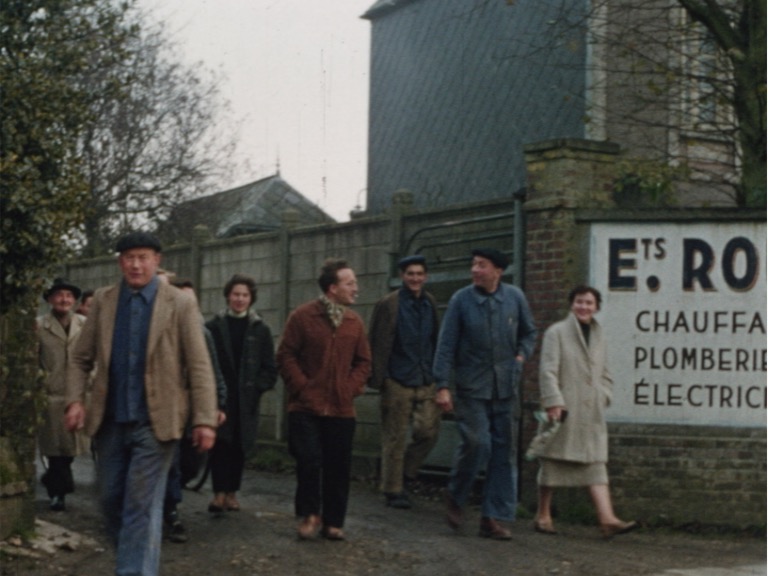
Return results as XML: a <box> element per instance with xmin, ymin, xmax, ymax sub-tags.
<box><xmin>192</xmin><ymin>425</ymin><xmax>216</xmax><ymax>452</ymax></box>
<box><xmin>64</xmin><ymin>402</ymin><xmax>85</xmax><ymax>432</ymax></box>
<box><xmin>217</xmin><ymin>410</ymin><xmax>227</xmax><ymax>426</ymax></box>
<box><xmin>435</xmin><ymin>388</ymin><xmax>454</xmax><ymax>414</ymax></box>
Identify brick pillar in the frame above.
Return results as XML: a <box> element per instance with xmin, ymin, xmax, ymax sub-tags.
<box><xmin>519</xmin><ymin>138</ymin><xmax>619</xmax><ymax>508</ymax></box>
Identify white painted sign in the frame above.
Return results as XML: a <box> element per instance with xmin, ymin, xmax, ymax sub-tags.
<box><xmin>590</xmin><ymin>222</ymin><xmax>766</xmax><ymax>427</ymax></box>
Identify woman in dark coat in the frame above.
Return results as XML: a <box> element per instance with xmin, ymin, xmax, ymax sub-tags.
<box><xmin>205</xmin><ymin>273</ymin><xmax>277</xmax><ymax>512</ymax></box>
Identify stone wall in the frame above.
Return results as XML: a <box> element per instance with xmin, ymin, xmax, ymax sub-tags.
<box><xmin>63</xmin><ymin>196</ymin><xmax>522</xmax><ymax>469</ymax></box>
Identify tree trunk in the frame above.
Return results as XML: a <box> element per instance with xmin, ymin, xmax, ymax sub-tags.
<box><xmin>0</xmin><ymin>301</ymin><xmax>42</xmax><ymax>538</ymax></box>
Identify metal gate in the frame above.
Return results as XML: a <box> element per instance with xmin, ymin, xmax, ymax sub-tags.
<box><xmin>393</xmin><ymin>193</ymin><xmax>527</xmax><ymax>472</ymax></box>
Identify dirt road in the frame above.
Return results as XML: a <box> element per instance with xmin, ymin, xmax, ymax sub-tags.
<box><xmin>1</xmin><ymin>455</ymin><xmax>764</xmax><ymax>576</ymax></box>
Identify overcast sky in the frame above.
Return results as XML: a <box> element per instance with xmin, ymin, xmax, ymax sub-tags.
<box><xmin>141</xmin><ymin>0</ymin><xmax>372</xmax><ymax>221</ymax></box>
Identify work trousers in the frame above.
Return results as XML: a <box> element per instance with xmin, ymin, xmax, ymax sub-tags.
<box><xmin>379</xmin><ymin>379</ymin><xmax>441</xmax><ymax>493</ymax></box>
<box><xmin>447</xmin><ymin>397</ymin><xmax>518</xmax><ymax>522</ymax></box>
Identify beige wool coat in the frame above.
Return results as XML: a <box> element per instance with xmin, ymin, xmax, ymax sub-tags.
<box><xmin>66</xmin><ymin>280</ymin><xmax>218</xmax><ymax>441</ymax></box>
<box><xmin>37</xmin><ymin>311</ymin><xmax>88</xmax><ymax>457</ymax></box>
<box><xmin>537</xmin><ymin>312</ymin><xmax>613</xmax><ymax>464</ymax></box>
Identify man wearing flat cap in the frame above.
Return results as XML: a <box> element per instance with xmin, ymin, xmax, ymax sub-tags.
<box><xmin>37</xmin><ymin>278</ymin><xmax>87</xmax><ymax>511</ymax></box>
<box><xmin>433</xmin><ymin>248</ymin><xmax>537</xmax><ymax>540</ymax></box>
<box><xmin>369</xmin><ymin>255</ymin><xmax>441</xmax><ymax>509</ymax></box>
<box><xmin>65</xmin><ymin>231</ymin><xmax>217</xmax><ymax>576</ymax></box>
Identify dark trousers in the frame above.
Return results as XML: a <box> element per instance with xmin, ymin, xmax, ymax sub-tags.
<box><xmin>164</xmin><ymin>446</ymin><xmax>182</xmax><ymax>515</ymax></box>
<box><xmin>209</xmin><ymin>437</ymin><xmax>245</xmax><ymax>493</ymax></box>
<box><xmin>41</xmin><ymin>456</ymin><xmax>74</xmax><ymax>498</ymax></box>
<box><xmin>288</xmin><ymin>412</ymin><xmax>355</xmax><ymax>528</ymax></box>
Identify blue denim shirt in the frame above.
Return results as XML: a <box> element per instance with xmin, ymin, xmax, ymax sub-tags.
<box><xmin>107</xmin><ymin>276</ymin><xmax>158</xmax><ymax>423</ymax></box>
<box><xmin>433</xmin><ymin>283</ymin><xmax>537</xmax><ymax>401</ymax></box>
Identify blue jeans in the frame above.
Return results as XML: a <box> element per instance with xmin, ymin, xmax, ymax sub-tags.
<box><xmin>95</xmin><ymin>421</ymin><xmax>176</xmax><ymax>576</ymax></box>
<box><xmin>448</xmin><ymin>397</ymin><xmax>518</xmax><ymax>521</ymax></box>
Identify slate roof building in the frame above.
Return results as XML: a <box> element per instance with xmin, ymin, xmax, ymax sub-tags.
<box><xmin>362</xmin><ymin>0</ymin><xmax>590</xmax><ymax>214</ymax></box>
<box><xmin>362</xmin><ymin>0</ymin><xmax>739</xmax><ymax>214</ymax></box>
<box><xmin>159</xmin><ymin>174</ymin><xmax>334</xmax><ymax>244</ymax></box>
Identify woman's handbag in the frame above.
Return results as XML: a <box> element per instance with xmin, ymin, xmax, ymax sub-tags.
<box><xmin>524</xmin><ymin>409</ymin><xmax>566</xmax><ymax>461</ymax></box>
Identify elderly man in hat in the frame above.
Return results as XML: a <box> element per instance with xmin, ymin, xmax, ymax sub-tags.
<box><xmin>37</xmin><ymin>278</ymin><xmax>87</xmax><ymax>511</ymax></box>
<box><xmin>65</xmin><ymin>231</ymin><xmax>218</xmax><ymax>576</ymax></box>
<box><xmin>433</xmin><ymin>248</ymin><xmax>537</xmax><ymax>540</ymax></box>
<box><xmin>369</xmin><ymin>255</ymin><xmax>441</xmax><ymax>509</ymax></box>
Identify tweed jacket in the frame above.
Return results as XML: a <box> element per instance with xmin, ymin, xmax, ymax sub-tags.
<box><xmin>206</xmin><ymin>311</ymin><xmax>277</xmax><ymax>455</ymax></box>
<box><xmin>66</xmin><ymin>280</ymin><xmax>218</xmax><ymax>441</ymax></box>
<box><xmin>37</xmin><ymin>311</ymin><xmax>88</xmax><ymax>456</ymax></box>
<box><xmin>537</xmin><ymin>312</ymin><xmax>613</xmax><ymax>464</ymax></box>
<box><xmin>368</xmin><ymin>288</ymin><xmax>439</xmax><ymax>390</ymax></box>
<box><xmin>277</xmin><ymin>298</ymin><xmax>371</xmax><ymax>418</ymax></box>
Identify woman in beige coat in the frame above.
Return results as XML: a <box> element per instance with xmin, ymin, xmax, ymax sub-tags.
<box><xmin>533</xmin><ymin>285</ymin><xmax>637</xmax><ymax>538</ymax></box>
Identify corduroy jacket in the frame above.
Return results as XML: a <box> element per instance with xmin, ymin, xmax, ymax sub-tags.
<box><xmin>277</xmin><ymin>298</ymin><xmax>371</xmax><ymax>418</ymax></box>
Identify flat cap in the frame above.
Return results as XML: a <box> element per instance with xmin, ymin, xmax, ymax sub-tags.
<box><xmin>115</xmin><ymin>231</ymin><xmax>162</xmax><ymax>253</ymax></box>
<box><xmin>471</xmin><ymin>248</ymin><xmax>509</xmax><ymax>270</ymax></box>
<box><xmin>43</xmin><ymin>277</ymin><xmax>82</xmax><ymax>300</ymax></box>
<box><xmin>398</xmin><ymin>254</ymin><xmax>427</xmax><ymax>271</ymax></box>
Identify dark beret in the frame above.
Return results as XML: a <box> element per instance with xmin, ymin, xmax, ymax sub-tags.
<box><xmin>471</xmin><ymin>248</ymin><xmax>509</xmax><ymax>270</ymax></box>
<box><xmin>115</xmin><ymin>231</ymin><xmax>162</xmax><ymax>253</ymax></box>
<box><xmin>398</xmin><ymin>254</ymin><xmax>427</xmax><ymax>271</ymax></box>
<box><xmin>43</xmin><ymin>277</ymin><xmax>82</xmax><ymax>300</ymax></box>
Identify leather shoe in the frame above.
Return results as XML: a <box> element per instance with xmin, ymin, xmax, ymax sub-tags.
<box><xmin>385</xmin><ymin>492</ymin><xmax>412</xmax><ymax>509</ymax></box>
<box><xmin>225</xmin><ymin>493</ymin><xmax>240</xmax><ymax>511</ymax></box>
<box><xmin>479</xmin><ymin>517</ymin><xmax>512</xmax><ymax>540</ymax></box>
<box><xmin>49</xmin><ymin>496</ymin><xmax>66</xmax><ymax>512</ymax></box>
<box><xmin>208</xmin><ymin>493</ymin><xmax>225</xmax><ymax>513</ymax></box>
<box><xmin>533</xmin><ymin>519</ymin><xmax>557</xmax><ymax>535</ymax></box>
<box><xmin>297</xmin><ymin>514</ymin><xmax>322</xmax><ymax>540</ymax></box>
<box><xmin>443</xmin><ymin>489</ymin><xmax>463</xmax><ymax>530</ymax></box>
<box><xmin>600</xmin><ymin>520</ymin><xmax>638</xmax><ymax>538</ymax></box>
<box><xmin>321</xmin><ymin>526</ymin><xmax>345</xmax><ymax>541</ymax></box>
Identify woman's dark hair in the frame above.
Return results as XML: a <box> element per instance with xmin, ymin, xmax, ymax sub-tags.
<box><xmin>223</xmin><ymin>273</ymin><xmax>258</xmax><ymax>303</ymax></box>
<box><xmin>568</xmin><ymin>285</ymin><xmax>602</xmax><ymax>310</ymax></box>
<box><xmin>317</xmin><ymin>258</ymin><xmax>350</xmax><ymax>293</ymax></box>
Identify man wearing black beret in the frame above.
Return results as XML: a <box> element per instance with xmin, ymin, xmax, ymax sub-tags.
<box><xmin>433</xmin><ymin>247</ymin><xmax>537</xmax><ymax>540</ymax></box>
<box><xmin>65</xmin><ymin>231</ymin><xmax>217</xmax><ymax>576</ymax></box>
<box><xmin>369</xmin><ymin>255</ymin><xmax>441</xmax><ymax>509</ymax></box>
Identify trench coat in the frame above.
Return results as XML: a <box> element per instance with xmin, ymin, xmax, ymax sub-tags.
<box><xmin>206</xmin><ymin>311</ymin><xmax>277</xmax><ymax>456</ymax></box>
<box><xmin>537</xmin><ymin>312</ymin><xmax>613</xmax><ymax>464</ymax></box>
<box><xmin>37</xmin><ymin>311</ymin><xmax>87</xmax><ymax>457</ymax></box>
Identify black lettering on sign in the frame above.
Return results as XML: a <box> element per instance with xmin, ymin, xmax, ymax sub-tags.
<box><xmin>632</xmin><ymin>381</ymin><xmax>768</xmax><ymax>409</ymax></box>
<box><xmin>683</xmin><ymin>239</ymin><xmax>715</xmax><ymax>291</ymax></box>
<box><xmin>722</xmin><ymin>236</ymin><xmax>759</xmax><ymax>291</ymax></box>
<box><xmin>608</xmin><ymin>239</ymin><xmax>636</xmax><ymax>290</ymax></box>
